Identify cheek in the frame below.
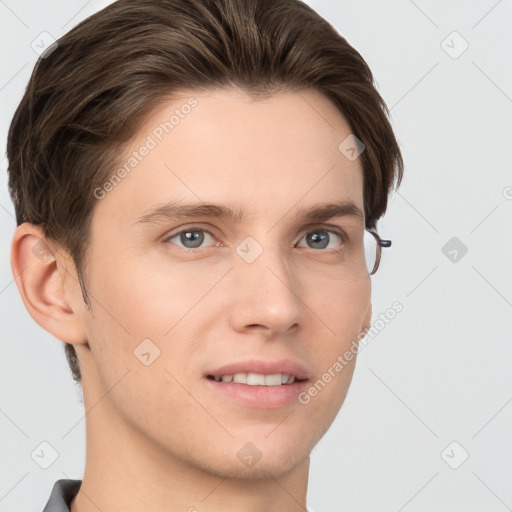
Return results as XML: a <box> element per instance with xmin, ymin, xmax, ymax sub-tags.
<box><xmin>315</xmin><ymin>276</ymin><xmax>371</xmax><ymax>343</ymax></box>
<box><xmin>81</xmin><ymin>255</ymin><xmax>227</xmax><ymax>407</ymax></box>
<box><xmin>307</xmin><ymin>277</ymin><xmax>370</xmax><ymax>398</ymax></box>
<box><xmin>86</xmin><ymin>252</ymin><xmax>222</xmax><ymax>340</ymax></box>
<box><xmin>98</xmin><ymin>354</ymin><xmax>205</xmax><ymax>455</ymax></box>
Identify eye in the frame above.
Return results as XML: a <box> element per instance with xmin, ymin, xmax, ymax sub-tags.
<box><xmin>164</xmin><ymin>228</ymin><xmax>216</xmax><ymax>251</ymax></box>
<box><xmin>163</xmin><ymin>226</ymin><xmax>347</xmax><ymax>253</ymax></box>
<box><xmin>296</xmin><ymin>229</ymin><xmax>345</xmax><ymax>251</ymax></box>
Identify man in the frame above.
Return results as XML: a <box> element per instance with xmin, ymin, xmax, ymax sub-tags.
<box><xmin>7</xmin><ymin>0</ymin><xmax>403</xmax><ymax>510</ymax></box>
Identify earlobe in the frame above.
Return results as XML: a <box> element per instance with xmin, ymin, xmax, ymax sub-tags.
<box><xmin>10</xmin><ymin>223</ymin><xmax>88</xmax><ymax>346</ymax></box>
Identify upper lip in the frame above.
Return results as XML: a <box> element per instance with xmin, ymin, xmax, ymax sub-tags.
<box><xmin>206</xmin><ymin>359</ymin><xmax>310</xmax><ymax>380</ymax></box>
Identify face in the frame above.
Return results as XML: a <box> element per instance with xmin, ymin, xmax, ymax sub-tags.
<box><xmin>73</xmin><ymin>88</ymin><xmax>371</xmax><ymax>479</ymax></box>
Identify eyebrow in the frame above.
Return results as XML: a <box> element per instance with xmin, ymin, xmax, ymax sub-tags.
<box><xmin>135</xmin><ymin>200</ymin><xmax>364</xmax><ymax>225</ymax></box>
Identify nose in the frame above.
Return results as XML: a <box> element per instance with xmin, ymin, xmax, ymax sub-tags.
<box><xmin>227</xmin><ymin>242</ymin><xmax>304</xmax><ymax>337</ymax></box>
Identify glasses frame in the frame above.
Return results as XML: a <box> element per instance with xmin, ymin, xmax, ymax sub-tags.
<box><xmin>366</xmin><ymin>229</ymin><xmax>392</xmax><ymax>275</ymax></box>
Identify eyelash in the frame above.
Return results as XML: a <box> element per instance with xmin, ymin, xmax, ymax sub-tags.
<box><xmin>162</xmin><ymin>226</ymin><xmax>347</xmax><ymax>254</ymax></box>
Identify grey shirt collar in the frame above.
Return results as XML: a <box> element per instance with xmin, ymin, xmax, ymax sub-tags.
<box><xmin>42</xmin><ymin>479</ymin><xmax>81</xmax><ymax>512</ymax></box>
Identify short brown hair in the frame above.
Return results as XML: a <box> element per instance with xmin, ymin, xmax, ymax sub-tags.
<box><xmin>7</xmin><ymin>0</ymin><xmax>403</xmax><ymax>384</ymax></box>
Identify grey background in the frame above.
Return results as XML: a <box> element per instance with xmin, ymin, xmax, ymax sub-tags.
<box><xmin>1</xmin><ymin>1</ymin><xmax>511</xmax><ymax>511</ymax></box>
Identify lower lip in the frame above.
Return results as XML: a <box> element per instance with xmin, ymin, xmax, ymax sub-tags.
<box><xmin>204</xmin><ymin>377</ymin><xmax>310</xmax><ymax>408</ymax></box>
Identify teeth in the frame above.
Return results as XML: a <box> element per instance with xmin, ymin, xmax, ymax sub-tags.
<box><xmin>233</xmin><ymin>373</ymin><xmax>247</xmax><ymax>384</ymax></box>
<box><xmin>213</xmin><ymin>372</ymin><xmax>298</xmax><ymax>386</ymax></box>
<box><xmin>265</xmin><ymin>374</ymin><xmax>282</xmax><ymax>386</ymax></box>
<box><xmin>247</xmin><ymin>373</ymin><xmax>266</xmax><ymax>385</ymax></box>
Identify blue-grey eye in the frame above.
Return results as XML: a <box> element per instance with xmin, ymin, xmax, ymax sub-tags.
<box><xmin>167</xmin><ymin>229</ymin><xmax>215</xmax><ymax>249</ymax></box>
<box><xmin>297</xmin><ymin>230</ymin><xmax>343</xmax><ymax>250</ymax></box>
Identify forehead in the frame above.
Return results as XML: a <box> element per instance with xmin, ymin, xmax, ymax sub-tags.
<box><xmin>93</xmin><ymin>88</ymin><xmax>365</xmax><ymax>227</ymax></box>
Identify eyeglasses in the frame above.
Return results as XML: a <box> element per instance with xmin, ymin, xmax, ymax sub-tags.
<box><xmin>330</xmin><ymin>228</ymin><xmax>391</xmax><ymax>282</ymax></box>
<box><xmin>365</xmin><ymin>228</ymin><xmax>391</xmax><ymax>276</ymax></box>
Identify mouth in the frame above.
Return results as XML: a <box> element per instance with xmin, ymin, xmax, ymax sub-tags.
<box><xmin>203</xmin><ymin>359</ymin><xmax>311</xmax><ymax>408</ymax></box>
<box><xmin>206</xmin><ymin>372</ymin><xmax>306</xmax><ymax>386</ymax></box>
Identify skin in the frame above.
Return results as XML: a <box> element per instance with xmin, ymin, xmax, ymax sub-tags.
<box><xmin>11</xmin><ymin>88</ymin><xmax>372</xmax><ymax>512</ymax></box>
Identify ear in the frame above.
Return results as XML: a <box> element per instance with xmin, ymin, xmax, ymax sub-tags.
<box><xmin>10</xmin><ymin>223</ymin><xmax>88</xmax><ymax>346</ymax></box>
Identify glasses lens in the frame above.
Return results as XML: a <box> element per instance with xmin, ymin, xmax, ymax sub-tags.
<box><xmin>364</xmin><ymin>230</ymin><xmax>378</xmax><ymax>275</ymax></box>
<box><xmin>332</xmin><ymin>229</ymin><xmax>377</xmax><ymax>282</ymax></box>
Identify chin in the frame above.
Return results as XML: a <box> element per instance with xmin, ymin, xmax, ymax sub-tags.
<box><xmin>200</xmin><ymin>448</ymin><xmax>309</xmax><ymax>481</ymax></box>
